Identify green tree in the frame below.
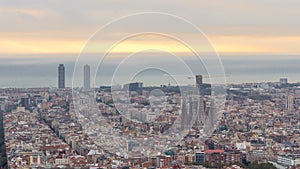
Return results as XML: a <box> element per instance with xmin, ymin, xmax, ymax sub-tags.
<box><xmin>247</xmin><ymin>162</ymin><xmax>276</xmax><ymax>169</ymax></box>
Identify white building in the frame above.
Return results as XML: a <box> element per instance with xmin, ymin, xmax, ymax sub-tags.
<box><xmin>277</xmin><ymin>154</ymin><xmax>300</xmax><ymax>167</ymax></box>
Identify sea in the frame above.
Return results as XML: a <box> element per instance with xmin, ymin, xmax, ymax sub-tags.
<box><xmin>0</xmin><ymin>54</ymin><xmax>299</xmax><ymax>88</ymax></box>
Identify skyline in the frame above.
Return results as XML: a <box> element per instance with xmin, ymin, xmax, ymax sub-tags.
<box><xmin>0</xmin><ymin>58</ymin><xmax>299</xmax><ymax>88</ymax></box>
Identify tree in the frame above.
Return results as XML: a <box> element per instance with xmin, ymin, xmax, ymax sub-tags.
<box><xmin>247</xmin><ymin>162</ymin><xmax>276</xmax><ymax>169</ymax></box>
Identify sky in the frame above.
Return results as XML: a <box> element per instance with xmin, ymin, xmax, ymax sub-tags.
<box><xmin>1</xmin><ymin>0</ymin><xmax>300</xmax><ymax>88</ymax></box>
<box><xmin>1</xmin><ymin>0</ymin><xmax>300</xmax><ymax>59</ymax></box>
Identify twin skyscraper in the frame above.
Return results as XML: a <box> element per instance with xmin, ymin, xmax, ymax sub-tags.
<box><xmin>58</xmin><ymin>64</ymin><xmax>90</xmax><ymax>90</ymax></box>
<box><xmin>83</xmin><ymin>64</ymin><xmax>91</xmax><ymax>91</ymax></box>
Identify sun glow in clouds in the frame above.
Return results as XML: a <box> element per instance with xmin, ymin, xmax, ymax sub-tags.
<box><xmin>1</xmin><ymin>33</ymin><xmax>300</xmax><ymax>55</ymax></box>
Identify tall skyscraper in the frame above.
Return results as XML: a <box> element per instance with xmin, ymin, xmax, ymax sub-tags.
<box><xmin>196</xmin><ymin>75</ymin><xmax>203</xmax><ymax>90</ymax></box>
<box><xmin>84</xmin><ymin>64</ymin><xmax>91</xmax><ymax>91</ymax></box>
<box><xmin>58</xmin><ymin>64</ymin><xmax>65</xmax><ymax>88</ymax></box>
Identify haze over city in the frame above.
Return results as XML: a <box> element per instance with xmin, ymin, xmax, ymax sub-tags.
<box><xmin>0</xmin><ymin>1</ymin><xmax>300</xmax><ymax>169</ymax></box>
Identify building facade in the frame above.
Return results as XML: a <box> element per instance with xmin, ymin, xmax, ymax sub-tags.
<box><xmin>58</xmin><ymin>64</ymin><xmax>65</xmax><ymax>88</ymax></box>
<box><xmin>84</xmin><ymin>64</ymin><xmax>91</xmax><ymax>91</ymax></box>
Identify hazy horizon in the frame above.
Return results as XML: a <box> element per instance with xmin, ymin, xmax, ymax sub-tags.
<box><xmin>0</xmin><ymin>54</ymin><xmax>299</xmax><ymax>88</ymax></box>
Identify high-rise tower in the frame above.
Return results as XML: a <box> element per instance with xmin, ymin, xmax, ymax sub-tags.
<box><xmin>196</xmin><ymin>75</ymin><xmax>203</xmax><ymax>90</ymax></box>
<box><xmin>58</xmin><ymin>64</ymin><xmax>65</xmax><ymax>88</ymax></box>
<box><xmin>84</xmin><ymin>64</ymin><xmax>91</xmax><ymax>91</ymax></box>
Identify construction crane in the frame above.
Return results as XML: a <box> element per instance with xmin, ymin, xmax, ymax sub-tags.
<box><xmin>187</xmin><ymin>74</ymin><xmax>229</xmax><ymax>79</ymax></box>
<box><xmin>163</xmin><ymin>74</ymin><xmax>228</xmax><ymax>87</ymax></box>
<box><xmin>186</xmin><ymin>74</ymin><xmax>228</xmax><ymax>94</ymax></box>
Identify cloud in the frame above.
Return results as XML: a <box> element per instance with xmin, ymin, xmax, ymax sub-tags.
<box><xmin>209</xmin><ymin>35</ymin><xmax>300</xmax><ymax>54</ymax></box>
<box><xmin>0</xmin><ymin>0</ymin><xmax>300</xmax><ymax>55</ymax></box>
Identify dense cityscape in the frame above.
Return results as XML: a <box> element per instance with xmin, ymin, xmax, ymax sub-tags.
<box><xmin>0</xmin><ymin>64</ymin><xmax>299</xmax><ymax>169</ymax></box>
<box><xmin>2</xmin><ymin>0</ymin><xmax>300</xmax><ymax>168</ymax></box>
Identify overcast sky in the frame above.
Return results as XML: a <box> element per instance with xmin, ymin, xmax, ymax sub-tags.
<box><xmin>0</xmin><ymin>0</ymin><xmax>300</xmax><ymax>59</ymax></box>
